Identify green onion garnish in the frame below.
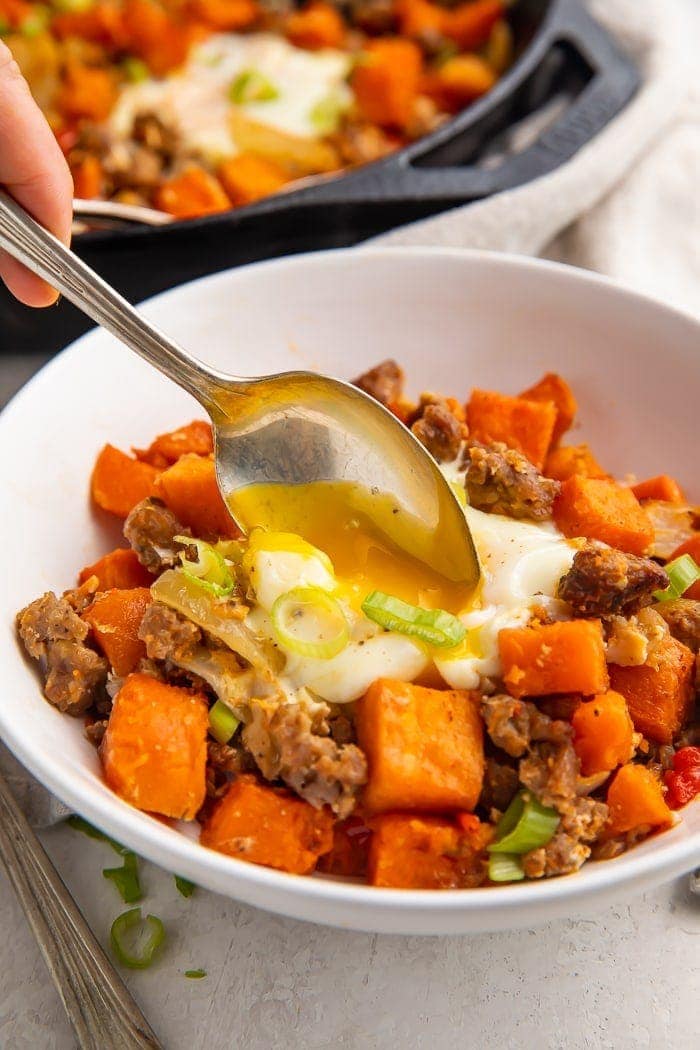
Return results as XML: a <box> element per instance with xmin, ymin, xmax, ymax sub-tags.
<box><xmin>122</xmin><ymin>56</ymin><xmax>150</xmax><ymax>83</ymax></box>
<box><xmin>309</xmin><ymin>94</ymin><xmax>346</xmax><ymax>135</ymax></box>
<box><xmin>208</xmin><ymin>699</ymin><xmax>240</xmax><ymax>744</ymax></box>
<box><xmin>653</xmin><ymin>554</ymin><xmax>700</xmax><ymax>603</ymax></box>
<box><xmin>185</xmin><ymin>969</ymin><xmax>207</xmax><ymax>979</ymax></box>
<box><xmin>175</xmin><ymin>875</ymin><xmax>196</xmax><ymax>898</ymax></box>
<box><xmin>103</xmin><ymin>852</ymin><xmax>142</xmax><ymax>904</ymax></box>
<box><xmin>488</xmin><ymin>853</ymin><xmax>525</xmax><ymax>883</ymax></box>
<box><xmin>110</xmin><ymin>908</ymin><xmax>166</xmax><ymax>970</ymax></box>
<box><xmin>229</xmin><ymin>69</ymin><xmax>279</xmax><ymax>105</ymax></box>
<box><xmin>176</xmin><ymin>535</ymin><xmax>235</xmax><ymax>599</ymax></box>
<box><xmin>488</xmin><ymin>792</ymin><xmax>559</xmax><ymax>855</ymax></box>
<box><xmin>20</xmin><ymin>5</ymin><xmax>50</xmax><ymax>37</ymax></box>
<box><xmin>271</xmin><ymin>586</ymin><xmax>349</xmax><ymax>660</ymax></box>
<box><xmin>67</xmin><ymin>815</ymin><xmax>129</xmax><ymax>857</ymax></box>
<box><xmin>361</xmin><ymin>591</ymin><xmax>466</xmax><ymax>649</ymax></box>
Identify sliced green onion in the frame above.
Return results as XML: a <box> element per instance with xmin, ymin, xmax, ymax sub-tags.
<box><xmin>229</xmin><ymin>68</ymin><xmax>279</xmax><ymax>104</ymax></box>
<box><xmin>653</xmin><ymin>554</ymin><xmax>700</xmax><ymax>603</ymax></box>
<box><xmin>175</xmin><ymin>875</ymin><xmax>196</xmax><ymax>898</ymax></box>
<box><xmin>488</xmin><ymin>853</ymin><xmax>525</xmax><ymax>883</ymax></box>
<box><xmin>67</xmin><ymin>815</ymin><xmax>129</xmax><ymax>857</ymax></box>
<box><xmin>361</xmin><ymin>590</ymin><xmax>466</xmax><ymax>649</ymax></box>
<box><xmin>488</xmin><ymin>791</ymin><xmax>559</xmax><ymax>855</ymax></box>
<box><xmin>20</xmin><ymin>5</ymin><xmax>50</xmax><ymax>37</ymax></box>
<box><xmin>110</xmin><ymin>908</ymin><xmax>165</xmax><ymax>970</ymax></box>
<box><xmin>309</xmin><ymin>94</ymin><xmax>346</xmax><ymax>135</ymax></box>
<box><xmin>271</xmin><ymin>586</ymin><xmax>349</xmax><ymax>659</ymax></box>
<box><xmin>175</xmin><ymin>535</ymin><xmax>235</xmax><ymax>599</ymax></box>
<box><xmin>185</xmin><ymin>969</ymin><xmax>207</xmax><ymax>979</ymax></box>
<box><xmin>122</xmin><ymin>56</ymin><xmax>150</xmax><ymax>83</ymax></box>
<box><xmin>208</xmin><ymin>699</ymin><xmax>240</xmax><ymax>744</ymax></box>
<box><xmin>103</xmin><ymin>853</ymin><xmax>142</xmax><ymax>904</ymax></box>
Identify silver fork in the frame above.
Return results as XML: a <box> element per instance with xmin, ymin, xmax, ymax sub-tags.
<box><xmin>0</xmin><ymin>768</ymin><xmax>162</xmax><ymax>1049</ymax></box>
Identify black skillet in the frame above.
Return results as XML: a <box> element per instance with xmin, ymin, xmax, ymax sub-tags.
<box><xmin>0</xmin><ymin>0</ymin><xmax>639</xmax><ymax>353</ymax></box>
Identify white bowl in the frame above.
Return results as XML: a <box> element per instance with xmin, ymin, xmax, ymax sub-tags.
<box><xmin>1</xmin><ymin>248</ymin><xmax>698</xmax><ymax>935</ymax></box>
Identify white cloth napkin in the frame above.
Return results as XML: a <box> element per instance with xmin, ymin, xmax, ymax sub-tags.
<box><xmin>375</xmin><ymin>0</ymin><xmax>700</xmax><ymax>319</ymax></box>
<box><xmin>3</xmin><ymin>0</ymin><xmax>698</xmax><ymax>827</ymax></box>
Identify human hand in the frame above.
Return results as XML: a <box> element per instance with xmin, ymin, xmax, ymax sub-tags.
<box><xmin>0</xmin><ymin>41</ymin><xmax>73</xmax><ymax>307</ymax></box>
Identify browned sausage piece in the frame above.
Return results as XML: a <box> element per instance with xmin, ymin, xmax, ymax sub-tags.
<box><xmin>558</xmin><ymin>545</ymin><xmax>668</xmax><ymax>617</ymax></box>
<box><xmin>657</xmin><ymin>598</ymin><xmax>700</xmax><ymax>653</ymax></box>
<box><xmin>352</xmin><ymin>359</ymin><xmax>404</xmax><ymax>405</ymax></box>
<box><xmin>123</xmin><ymin>497</ymin><xmax>189</xmax><ymax>573</ymax></box>
<box><xmin>464</xmin><ymin>442</ymin><xmax>560</xmax><ymax>520</ymax></box>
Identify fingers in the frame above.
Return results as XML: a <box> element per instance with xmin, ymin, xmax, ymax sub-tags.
<box><xmin>0</xmin><ymin>41</ymin><xmax>74</xmax><ymax>307</ymax></box>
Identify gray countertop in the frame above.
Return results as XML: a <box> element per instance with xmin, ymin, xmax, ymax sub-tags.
<box><xmin>1</xmin><ymin>352</ymin><xmax>699</xmax><ymax>1050</ymax></box>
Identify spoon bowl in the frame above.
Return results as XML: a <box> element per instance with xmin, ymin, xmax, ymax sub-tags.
<box><xmin>0</xmin><ymin>189</ymin><xmax>479</xmax><ymax>595</ymax></box>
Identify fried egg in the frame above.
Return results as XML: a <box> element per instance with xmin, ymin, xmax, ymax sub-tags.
<box><xmin>243</xmin><ymin>496</ymin><xmax>577</xmax><ymax>704</ymax></box>
<box><xmin>109</xmin><ymin>32</ymin><xmax>352</xmax><ymax>162</ymax></box>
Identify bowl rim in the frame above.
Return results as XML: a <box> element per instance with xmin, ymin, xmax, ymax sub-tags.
<box><xmin>2</xmin><ymin>245</ymin><xmax>699</xmax><ymax>924</ymax></box>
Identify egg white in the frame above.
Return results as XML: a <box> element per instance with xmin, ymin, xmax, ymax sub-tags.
<box><xmin>109</xmin><ymin>32</ymin><xmax>352</xmax><ymax>162</ymax></box>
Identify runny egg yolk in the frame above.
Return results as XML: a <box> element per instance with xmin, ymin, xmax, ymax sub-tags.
<box><xmin>230</xmin><ymin>480</ymin><xmax>477</xmax><ymax>614</ymax></box>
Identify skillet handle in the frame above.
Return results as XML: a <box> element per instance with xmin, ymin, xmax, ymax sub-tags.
<box><xmin>287</xmin><ymin>0</ymin><xmax>640</xmax><ymax>206</ymax></box>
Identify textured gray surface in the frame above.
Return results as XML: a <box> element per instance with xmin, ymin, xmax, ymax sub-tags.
<box><xmin>1</xmin><ymin>352</ymin><xmax>699</xmax><ymax>1049</ymax></box>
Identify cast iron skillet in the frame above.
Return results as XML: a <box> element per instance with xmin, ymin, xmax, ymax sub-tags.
<box><xmin>1</xmin><ymin>0</ymin><xmax>638</xmax><ymax>352</ymax></box>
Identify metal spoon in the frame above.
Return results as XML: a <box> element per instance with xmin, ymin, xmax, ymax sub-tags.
<box><xmin>0</xmin><ymin>189</ymin><xmax>479</xmax><ymax>589</ymax></box>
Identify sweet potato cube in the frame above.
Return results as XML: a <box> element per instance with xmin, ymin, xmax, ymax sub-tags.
<box><xmin>285</xmin><ymin>1</ymin><xmax>345</xmax><ymax>49</ymax></box>
<box><xmin>83</xmin><ymin>587</ymin><xmax>152</xmax><ymax>676</ymax></box>
<box><xmin>423</xmin><ymin>54</ymin><xmax>496</xmax><ymax>110</ymax></box>
<box><xmin>553</xmin><ymin>476</ymin><xmax>654</xmax><ymax>555</ymax></box>
<box><xmin>443</xmin><ymin>0</ymin><xmax>505</xmax><ymax>50</ymax></box>
<box><xmin>466</xmin><ymin>389</ymin><xmax>556</xmax><ymax>469</ymax></box>
<box><xmin>200</xmin><ymin>775</ymin><xmax>333</xmax><ymax>874</ymax></box>
<box><xmin>368</xmin><ymin>813</ymin><xmax>491</xmax><ymax>889</ymax></box>
<box><xmin>79</xmin><ymin>548</ymin><xmax>152</xmax><ymax>590</ymax></box>
<box><xmin>352</xmin><ymin>38</ymin><xmax>422</xmax><ymax>128</ymax></box>
<box><xmin>571</xmin><ymin>691</ymin><xmax>635</xmax><ymax>775</ymax></box>
<box><xmin>520</xmin><ymin>372</ymin><xmax>577</xmax><ymax>446</ymax></box>
<box><xmin>154</xmin><ymin>454</ymin><xmax>239</xmax><ymax>538</ymax></box>
<box><xmin>631</xmin><ymin>475</ymin><xmax>685</xmax><ymax>504</ymax></box>
<box><xmin>605</xmin><ymin>764</ymin><xmax>673</xmax><ymax>837</ymax></box>
<box><xmin>154</xmin><ymin>166</ymin><xmax>230</xmax><ymax>220</ymax></box>
<box><xmin>91</xmin><ymin>444</ymin><xmax>160</xmax><ymax>518</ymax></box>
<box><xmin>544</xmin><ymin>443</ymin><xmax>609</xmax><ymax>482</ymax></box>
<box><xmin>609</xmin><ymin>635</ymin><xmax>695</xmax><ymax>744</ymax></box>
<box><xmin>355</xmin><ymin>680</ymin><xmax>484</xmax><ymax>815</ymax></box>
<box><xmin>102</xmin><ymin>673</ymin><xmax>208</xmax><ymax>820</ymax></box>
<box><xmin>134</xmin><ymin>420</ymin><xmax>213</xmax><ymax>467</ymax></box>
<box><xmin>499</xmin><ymin>619</ymin><xmax>609</xmax><ymax>699</ymax></box>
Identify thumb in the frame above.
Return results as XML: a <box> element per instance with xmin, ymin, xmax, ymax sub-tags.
<box><xmin>0</xmin><ymin>41</ymin><xmax>74</xmax><ymax>308</ymax></box>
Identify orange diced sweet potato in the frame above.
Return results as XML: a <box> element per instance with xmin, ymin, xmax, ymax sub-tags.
<box><xmin>609</xmin><ymin>635</ymin><xmax>695</xmax><ymax>744</ymax></box>
<box><xmin>134</xmin><ymin>420</ymin><xmax>213</xmax><ymax>467</ymax></box>
<box><xmin>520</xmin><ymin>372</ymin><xmax>577</xmax><ymax>446</ymax></box>
<box><xmin>58</xmin><ymin>62</ymin><xmax>117</xmax><ymax>121</ymax></box>
<box><xmin>154</xmin><ymin>454</ymin><xmax>239</xmax><ymax>539</ymax></box>
<box><xmin>367</xmin><ymin>813</ymin><xmax>491</xmax><ymax>889</ymax></box>
<box><xmin>190</xmin><ymin>0</ymin><xmax>258</xmax><ymax>30</ymax></box>
<box><xmin>200</xmin><ymin>775</ymin><xmax>333</xmax><ymax>874</ymax></box>
<box><xmin>553</xmin><ymin>476</ymin><xmax>654</xmax><ymax>555</ymax></box>
<box><xmin>668</xmin><ymin>535</ymin><xmax>700</xmax><ymax>600</ymax></box>
<box><xmin>422</xmin><ymin>54</ymin><xmax>496</xmax><ymax>111</ymax></box>
<box><xmin>352</xmin><ymin>38</ymin><xmax>423</xmax><ymax>129</ymax></box>
<box><xmin>605</xmin><ymin>763</ymin><xmax>673</xmax><ymax>837</ymax></box>
<box><xmin>91</xmin><ymin>444</ymin><xmax>160</xmax><ymax>518</ymax></box>
<box><xmin>466</xmin><ymin>388</ymin><xmax>557</xmax><ymax>470</ymax></box>
<box><xmin>154</xmin><ymin>166</ymin><xmax>230</xmax><ymax>220</ymax></box>
<box><xmin>102</xmin><ymin>673</ymin><xmax>208</xmax><ymax>819</ymax></box>
<box><xmin>544</xmin><ymin>443</ymin><xmax>609</xmax><ymax>482</ymax></box>
<box><xmin>355</xmin><ymin>679</ymin><xmax>484</xmax><ymax>815</ymax></box>
<box><xmin>71</xmin><ymin>155</ymin><xmax>104</xmax><ymax>199</ymax></box>
<box><xmin>443</xmin><ymin>0</ymin><xmax>505</xmax><ymax>50</ymax></box>
<box><xmin>317</xmin><ymin>815</ymin><xmax>371</xmax><ymax>877</ymax></box>
<box><xmin>78</xmin><ymin>548</ymin><xmax>152</xmax><ymax>590</ymax></box>
<box><xmin>218</xmin><ymin>153</ymin><xmax>290</xmax><ymax>207</ymax></box>
<box><xmin>285</xmin><ymin>1</ymin><xmax>345</xmax><ymax>49</ymax></box>
<box><xmin>83</xmin><ymin>587</ymin><xmax>152</xmax><ymax>676</ymax></box>
<box><xmin>499</xmin><ymin>619</ymin><xmax>609</xmax><ymax>699</ymax></box>
<box><xmin>397</xmin><ymin>0</ymin><xmax>446</xmax><ymax>38</ymax></box>
<box><xmin>631</xmin><ymin>475</ymin><xmax>686</xmax><ymax>504</ymax></box>
<box><xmin>123</xmin><ymin>0</ymin><xmax>200</xmax><ymax>75</ymax></box>
<box><xmin>571</xmin><ymin>691</ymin><xmax>635</xmax><ymax>775</ymax></box>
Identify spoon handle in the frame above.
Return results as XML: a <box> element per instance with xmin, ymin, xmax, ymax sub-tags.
<box><xmin>0</xmin><ymin>189</ymin><xmax>223</xmax><ymax>405</ymax></box>
<box><xmin>0</xmin><ymin>770</ymin><xmax>162</xmax><ymax>1049</ymax></box>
